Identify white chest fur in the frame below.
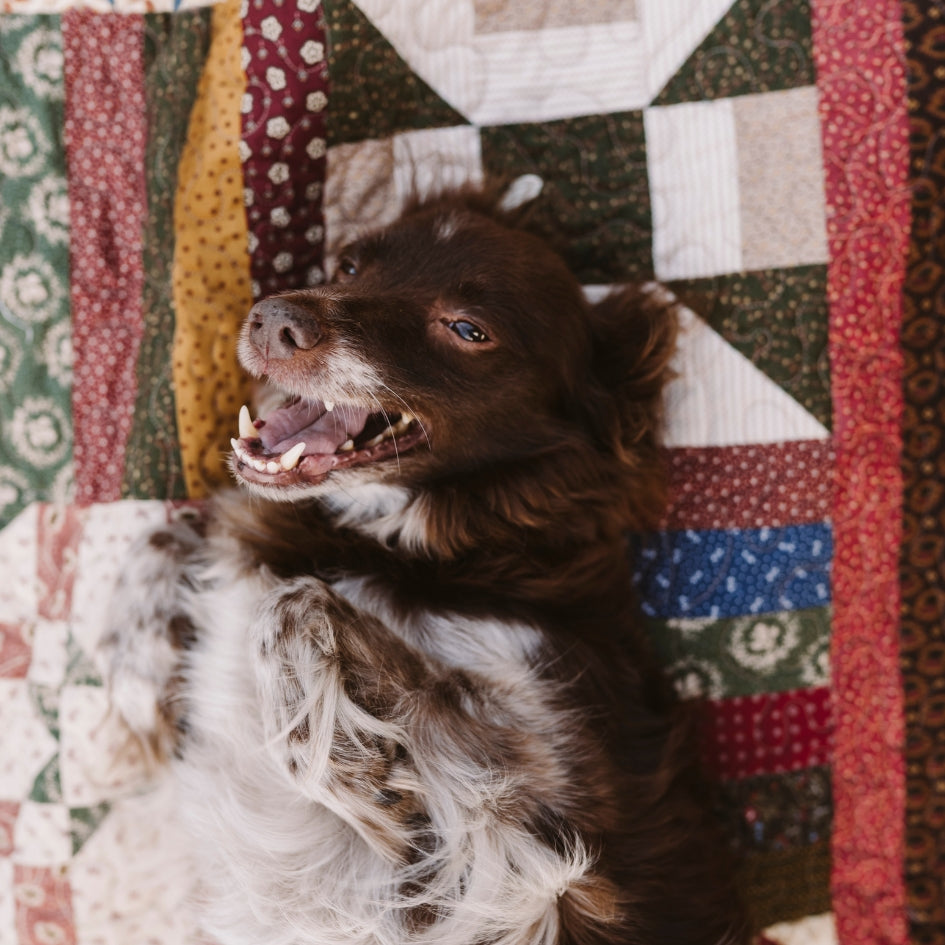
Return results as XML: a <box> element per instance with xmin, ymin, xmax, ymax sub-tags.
<box><xmin>172</xmin><ymin>562</ymin><xmax>586</xmax><ymax>945</ymax></box>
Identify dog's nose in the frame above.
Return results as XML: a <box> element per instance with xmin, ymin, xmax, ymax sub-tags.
<box><xmin>247</xmin><ymin>297</ymin><xmax>322</xmax><ymax>358</ymax></box>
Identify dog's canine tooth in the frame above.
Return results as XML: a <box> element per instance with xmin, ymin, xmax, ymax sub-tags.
<box><xmin>280</xmin><ymin>442</ymin><xmax>306</xmax><ymax>470</ymax></box>
<box><xmin>239</xmin><ymin>405</ymin><xmax>259</xmax><ymax>440</ymax></box>
<box><xmin>339</xmin><ymin>439</ymin><xmax>355</xmax><ymax>452</ymax></box>
<box><xmin>324</xmin><ymin>401</ymin><xmax>335</xmax><ymax>412</ymax></box>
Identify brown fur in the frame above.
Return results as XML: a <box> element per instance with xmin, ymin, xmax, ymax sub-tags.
<box><xmin>227</xmin><ymin>187</ymin><xmax>744</xmax><ymax>942</ymax></box>
<box><xmin>103</xmin><ymin>184</ymin><xmax>746</xmax><ymax>945</ymax></box>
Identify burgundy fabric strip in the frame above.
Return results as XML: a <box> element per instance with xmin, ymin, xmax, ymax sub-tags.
<box><xmin>241</xmin><ymin>0</ymin><xmax>329</xmax><ymax>299</ymax></box>
<box><xmin>661</xmin><ymin>441</ymin><xmax>834</xmax><ymax>532</ymax></box>
<box><xmin>811</xmin><ymin>0</ymin><xmax>911</xmax><ymax>941</ymax></box>
<box><xmin>899</xmin><ymin>0</ymin><xmax>945</xmax><ymax>936</ymax></box>
<box><xmin>699</xmin><ymin>687</ymin><xmax>833</xmax><ymax>781</ymax></box>
<box><xmin>62</xmin><ymin>11</ymin><xmax>148</xmax><ymax>505</ymax></box>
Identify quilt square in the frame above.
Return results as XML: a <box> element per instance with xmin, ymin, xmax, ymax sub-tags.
<box><xmin>733</xmin><ymin>86</ymin><xmax>828</xmax><ymax>272</ymax></box>
<box><xmin>482</xmin><ymin>111</ymin><xmax>653</xmax><ymax>282</ymax></box>
<box><xmin>325</xmin><ymin>126</ymin><xmax>482</xmax><ymax>260</ymax></box>
<box><xmin>473</xmin><ymin>0</ymin><xmax>637</xmax><ymax>33</ymax></box>
<box><xmin>644</xmin><ymin>98</ymin><xmax>742</xmax><ymax>280</ymax></box>
<box><xmin>0</xmin><ymin>680</ymin><xmax>57</xmax><ymax>804</ymax></box>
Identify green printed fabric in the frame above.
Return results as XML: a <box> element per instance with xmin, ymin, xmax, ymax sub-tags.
<box><xmin>121</xmin><ymin>10</ymin><xmax>212</xmax><ymax>500</ymax></box>
<box><xmin>482</xmin><ymin>112</ymin><xmax>654</xmax><ymax>284</ymax></box>
<box><xmin>322</xmin><ymin>0</ymin><xmax>466</xmax><ymax>146</ymax></box>
<box><xmin>647</xmin><ymin>607</ymin><xmax>831</xmax><ymax>699</ymax></box>
<box><xmin>653</xmin><ymin>0</ymin><xmax>815</xmax><ymax>106</ymax></box>
<box><xmin>0</xmin><ymin>16</ymin><xmax>73</xmax><ymax>523</ymax></box>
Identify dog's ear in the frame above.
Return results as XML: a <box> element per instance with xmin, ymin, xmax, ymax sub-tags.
<box><xmin>496</xmin><ymin>174</ymin><xmax>544</xmax><ymax>214</ymax></box>
<box><xmin>577</xmin><ymin>285</ymin><xmax>678</xmax><ymax>509</ymax></box>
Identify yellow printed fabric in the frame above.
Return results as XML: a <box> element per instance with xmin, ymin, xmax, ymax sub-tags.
<box><xmin>172</xmin><ymin>0</ymin><xmax>252</xmax><ymax>496</ymax></box>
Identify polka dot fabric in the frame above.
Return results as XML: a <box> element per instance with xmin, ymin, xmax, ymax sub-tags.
<box><xmin>241</xmin><ymin>0</ymin><xmax>329</xmax><ymax>298</ymax></box>
<box><xmin>662</xmin><ymin>441</ymin><xmax>834</xmax><ymax>532</ymax></box>
<box><xmin>62</xmin><ymin>11</ymin><xmax>147</xmax><ymax>506</ymax></box>
<box><xmin>700</xmin><ymin>688</ymin><xmax>833</xmax><ymax>781</ymax></box>
<box><xmin>171</xmin><ymin>0</ymin><xmax>254</xmax><ymax>497</ymax></box>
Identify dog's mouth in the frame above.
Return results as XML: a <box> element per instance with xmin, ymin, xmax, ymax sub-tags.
<box><xmin>229</xmin><ymin>397</ymin><xmax>428</xmax><ymax>488</ymax></box>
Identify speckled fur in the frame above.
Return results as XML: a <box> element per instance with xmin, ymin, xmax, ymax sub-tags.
<box><xmin>99</xmin><ymin>185</ymin><xmax>746</xmax><ymax>945</ymax></box>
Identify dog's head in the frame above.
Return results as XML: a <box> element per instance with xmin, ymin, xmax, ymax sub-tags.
<box><xmin>231</xmin><ymin>182</ymin><xmax>676</xmax><ymax>547</ymax></box>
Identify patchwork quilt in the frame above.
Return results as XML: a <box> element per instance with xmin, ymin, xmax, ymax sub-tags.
<box><xmin>0</xmin><ymin>0</ymin><xmax>938</xmax><ymax>943</ymax></box>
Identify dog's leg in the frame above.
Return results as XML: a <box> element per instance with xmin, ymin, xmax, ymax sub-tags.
<box><xmin>253</xmin><ymin>576</ymin><xmax>431</xmax><ymax>857</ymax></box>
<box><xmin>98</xmin><ymin>519</ymin><xmax>204</xmax><ymax>760</ymax></box>
<box><xmin>253</xmin><ymin>577</ymin><xmax>624</xmax><ymax>937</ymax></box>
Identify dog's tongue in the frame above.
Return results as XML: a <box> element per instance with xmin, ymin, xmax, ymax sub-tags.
<box><xmin>258</xmin><ymin>400</ymin><xmax>370</xmax><ymax>456</ymax></box>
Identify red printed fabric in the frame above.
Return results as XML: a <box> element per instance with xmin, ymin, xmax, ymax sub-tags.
<box><xmin>699</xmin><ymin>688</ymin><xmax>833</xmax><ymax>781</ymax></box>
<box><xmin>811</xmin><ymin>1</ymin><xmax>911</xmax><ymax>942</ymax></box>
<box><xmin>36</xmin><ymin>504</ymin><xmax>83</xmax><ymax>622</ymax></box>
<box><xmin>13</xmin><ymin>864</ymin><xmax>76</xmax><ymax>945</ymax></box>
<box><xmin>241</xmin><ymin>0</ymin><xmax>330</xmax><ymax>299</ymax></box>
<box><xmin>662</xmin><ymin>441</ymin><xmax>834</xmax><ymax>532</ymax></box>
<box><xmin>62</xmin><ymin>12</ymin><xmax>148</xmax><ymax>506</ymax></box>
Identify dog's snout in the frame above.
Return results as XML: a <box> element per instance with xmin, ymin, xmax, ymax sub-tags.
<box><xmin>248</xmin><ymin>298</ymin><xmax>322</xmax><ymax>358</ymax></box>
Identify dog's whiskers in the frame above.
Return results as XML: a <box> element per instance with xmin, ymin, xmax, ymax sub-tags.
<box><xmin>366</xmin><ymin>390</ymin><xmax>402</xmax><ymax>475</ymax></box>
<box><xmin>377</xmin><ymin>382</ymin><xmax>432</xmax><ymax>452</ymax></box>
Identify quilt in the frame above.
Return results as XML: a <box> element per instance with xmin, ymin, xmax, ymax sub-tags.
<box><xmin>0</xmin><ymin>0</ymin><xmax>938</xmax><ymax>943</ymax></box>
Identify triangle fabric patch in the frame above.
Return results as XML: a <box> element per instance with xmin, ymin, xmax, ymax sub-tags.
<box><xmin>323</xmin><ymin>0</ymin><xmax>468</xmax><ymax>146</ymax></box>
<box><xmin>652</xmin><ymin>0</ymin><xmax>815</xmax><ymax>106</ymax></box>
<box><xmin>70</xmin><ymin>802</ymin><xmax>111</xmax><ymax>857</ymax></box>
<box><xmin>670</xmin><ymin>265</ymin><xmax>831</xmax><ymax>430</ymax></box>
<box><xmin>663</xmin><ymin>307</ymin><xmax>830</xmax><ymax>448</ymax></box>
<box><xmin>30</xmin><ymin>755</ymin><xmax>62</xmax><ymax>806</ymax></box>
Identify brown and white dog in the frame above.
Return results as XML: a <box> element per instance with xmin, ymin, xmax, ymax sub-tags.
<box><xmin>100</xmin><ymin>182</ymin><xmax>746</xmax><ymax>945</ymax></box>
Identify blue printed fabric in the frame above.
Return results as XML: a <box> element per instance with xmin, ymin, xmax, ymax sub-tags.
<box><xmin>632</xmin><ymin>524</ymin><xmax>832</xmax><ymax>619</ymax></box>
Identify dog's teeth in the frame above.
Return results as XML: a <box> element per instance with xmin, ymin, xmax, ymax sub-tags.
<box><xmin>239</xmin><ymin>405</ymin><xmax>259</xmax><ymax>440</ymax></box>
<box><xmin>280</xmin><ymin>442</ymin><xmax>305</xmax><ymax>470</ymax></box>
<box><xmin>364</xmin><ymin>417</ymin><xmax>414</xmax><ymax>450</ymax></box>
<box><xmin>266</xmin><ymin>460</ymin><xmax>281</xmax><ymax>474</ymax></box>
<box><xmin>324</xmin><ymin>400</ymin><xmax>335</xmax><ymax>412</ymax></box>
<box><xmin>339</xmin><ymin>439</ymin><xmax>355</xmax><ymax>452</ymax></box>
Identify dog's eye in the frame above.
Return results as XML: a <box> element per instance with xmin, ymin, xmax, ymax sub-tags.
<box><xmin>337</xmin><ymin>257</ymin><xmax>358</xmax><ymax>278</ymax></box>
<box><xmin>448</xmin><ymin>320</ymin><xmax>490</xmax><ymax>344</ymax></box>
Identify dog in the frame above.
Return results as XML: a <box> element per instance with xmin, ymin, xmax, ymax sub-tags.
<box><xmin>99</xmin><ymin>181</ymin><xmax>746</xmax><ymax>945</ymax></box>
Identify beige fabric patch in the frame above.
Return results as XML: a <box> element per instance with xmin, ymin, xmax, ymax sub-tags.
<box><xmin>324</xmin><ymin>138</ymin><xmax>398</xmax><ymax>263</ymax></box>
<box><xmin>473</xmin><ymin>0</ymin><xmax>636</xmax><ymax>33</ymax></box>
<box><xmin>325</xmin><ymin>126</ymin><xmax>482</xmax><ymax>263</ymax></box>
<box><xmin>734</xmin><ymin>86</ymin><xmax>828</xmax><ymax>272</ymax></box>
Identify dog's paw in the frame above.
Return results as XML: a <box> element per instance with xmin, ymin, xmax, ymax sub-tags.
<box><xmin>253</xmin><ymin>577</ymin><xmax>426</xmax><ymax>855</ymax></box>
<box><xmin>253</xmin><ymin>577</ymin><xmax>341</xmax><ymax>774</ymax></box>
<box><xmin>97</xmin><ymin>521</ymin><xmax>203</xmax><ymax>759</ymax></box>
<box><xmin>253</xmin><ymin>575</ymin><xmax>340</xmax><ymax>659</ymax></box>
<box><xmin>253</xmin><ymin>579</ymin><xmax>399</xmax><ymax>765</ymax></box>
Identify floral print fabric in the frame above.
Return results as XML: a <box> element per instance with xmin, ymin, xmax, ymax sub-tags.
<box><xmin>0</xmin><ymin>16</ymin><xmax>72</xmax><ymax>524</ymax></box>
